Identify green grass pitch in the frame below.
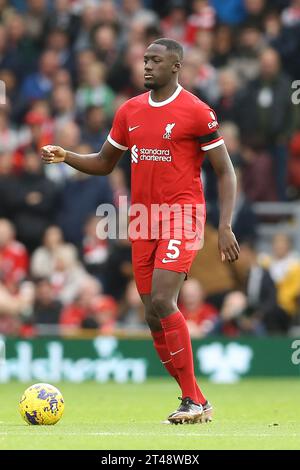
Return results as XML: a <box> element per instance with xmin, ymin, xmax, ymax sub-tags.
<box><xmin>1</xmin><ymin>378</ymin><xmax>300</xmax><ymax>450</ymax></box>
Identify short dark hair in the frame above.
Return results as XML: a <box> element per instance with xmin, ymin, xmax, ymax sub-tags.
<box><xmin>152</xmin><ymin>38</ymin><xmax>184</xmax><ymax>61</ymax></box>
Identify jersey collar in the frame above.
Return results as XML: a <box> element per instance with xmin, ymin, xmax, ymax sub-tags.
<box><xmin>148</xmin><ymin>84</ymin><xmax>183</xmax><ymax>107</ymax></box>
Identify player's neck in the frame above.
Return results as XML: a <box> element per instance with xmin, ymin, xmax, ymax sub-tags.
<box><xmin>150</xmin><ymin>82</ymin><xmax>179</xmax><ymax>103</ymax></box>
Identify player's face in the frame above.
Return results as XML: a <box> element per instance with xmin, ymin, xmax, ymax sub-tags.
<box><xmin>143</xmin><ymin>44</ymin><xmax>180</xmax><ymax>90</ymax></box>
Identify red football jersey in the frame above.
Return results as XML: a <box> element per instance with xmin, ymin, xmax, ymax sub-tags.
<box><xmin>108</xmin><ymin>85</ymin><xmax>224</xmax><ymax>239</ymax></box>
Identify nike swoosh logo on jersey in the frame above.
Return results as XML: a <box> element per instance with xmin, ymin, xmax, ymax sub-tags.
<box><xmin>161</xmin><ymin>258</ymin><xmax>177</xmax><ymax>263</ymax></box>
<box><xmin>129</xmin><ymin>125</ymin><xmax>140</xmax><ymax>132</ymax></box>
<box><xmin>170</xmin><ymin>347</ymin><xmax>185</xmax><ymax>356</ymax></box>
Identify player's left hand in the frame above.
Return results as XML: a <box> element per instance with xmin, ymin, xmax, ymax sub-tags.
<box><xmin>218</xmin><ymin>226</ymin><xmax>240</xmax><ymax>263</ymax></box>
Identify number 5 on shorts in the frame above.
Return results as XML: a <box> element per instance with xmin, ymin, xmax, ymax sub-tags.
<box><xmin>166</xmin><ymin>240</ymin><xmax>182</xmax><ymax>259</ymax></box>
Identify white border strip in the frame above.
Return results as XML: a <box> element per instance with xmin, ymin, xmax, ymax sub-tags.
<box><xmin>107</xmin><ymin>134</ymin><xmax>128</xmax><ymax>151</ymax></box>
<box><xmin>201</xmin><ymin>138</ymin><xmax>224</xmax><ymax>152</ymax></box>
<box><xmin>149</xmin><ymin>85</ymin><xmax>183</xmax><ymax>107</ymax></box>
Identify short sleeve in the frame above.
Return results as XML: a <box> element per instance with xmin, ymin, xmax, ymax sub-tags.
<box><xmin>194</xmin><ymin>104</ymin><xmax>224</xmax><ymax>152</ymax></box>
<box><xmin>107</xmin><ymin>103</ymin><xmax>129</xmax><ymax>151</ymax></box>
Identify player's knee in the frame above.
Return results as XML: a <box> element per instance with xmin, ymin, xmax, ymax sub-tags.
<box><xmin>144</xmin><ymin>308</ymin><xmax>161</xmax><ymax>331</ymax></box>
<box><xmin>151</xmin><ymin>292</ymin><xmax>176</xmax><ymax>317</ymax></box>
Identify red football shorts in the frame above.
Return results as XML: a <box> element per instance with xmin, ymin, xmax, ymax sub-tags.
<box><xmin>132</xmin><ymin>238</ymin><xmax>200</xmax><ymax>295</ymax></box>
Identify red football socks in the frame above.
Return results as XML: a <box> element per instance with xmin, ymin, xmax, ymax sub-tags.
<box><xmin>194</xmin><ymin>381</ymin><xmax>206</xmax><ymax>405</ymax></box>
<box><xmin>151</xmin><ymin>328</ymin><xmax>206</xmax><ymax>404</ymax></box>
<box><xmin>151</xmin><ymin>330</ymin><xmax>180</xmax><ymax>385</ymax></box>
<box><xmin>160</xmin><ymin>311</ymin><xmax>206</xmax><ymax>404</ymax></box>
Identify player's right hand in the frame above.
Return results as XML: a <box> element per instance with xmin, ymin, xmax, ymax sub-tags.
<box><xmin>41</xmin><ymin>145</ymin><xmax>66</xmax><ymax>164</ymax></box>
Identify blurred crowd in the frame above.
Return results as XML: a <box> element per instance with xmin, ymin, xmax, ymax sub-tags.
<box><xmin>0</xmin><ymin>0</ymin><xmax>300</xmax><ymax>337</ymax></box>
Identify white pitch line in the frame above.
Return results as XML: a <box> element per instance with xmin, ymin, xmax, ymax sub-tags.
<box><xmin>0</xmin><ymin>431</ymin><xmax>300</xmax><ymax>438</ymax></box>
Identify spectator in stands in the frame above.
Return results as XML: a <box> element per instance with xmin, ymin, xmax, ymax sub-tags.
<box><xmin>194</xmin><ymin>29</ymin><xmax>215</xmax><ymax>62</ymax></box>
<box><xmin>97</xmin><ymin>0</ymin><xmax>120</xmax><ymax>30</ymax></box>
<box><xmin>264</xmin><ymin>234</ymin><xmax>300</xmax><ymax>318</ymax></box>
<box><xmin>105</xmin><ymin>238</ymin><xmax>133</xmax><ymax>300</ymax></box>
<box><xmin>203</xmin><ymin>120</ymin><xmax>242</xmax><ymax>205</ymax></box>
<box><xmin>45</xmin><ymin>0</ymin><xmax>80</xmax><ymax>42</ymax></box>
<box><xmin>0</xmin><ymin>108</ymin><xmax>19</xmax><ymax>153</ymax></box>
<box><xmin>212</xmin><ymin>25</ymin><xmax>235</xmax><ymax>68</ymax></box>
<box><xmin>60</xmin><ymin>276</ymin><xmax>117</xmax><ymax>333</ymax></box>
<box><xmin>120</xmin><ymin>0</ymin><xmax>158</xmax><ymax>35</ymax></box>
<box><xmin>0</xmin><ymin>280</ymin><xmax>35</xmax><ymax>335</ymax></box>
<box><xmin>3</xmin><ymin>148</ymin><xmax>59</xmax><ymax>251</ymax></box>
<box><xmin>24</xmin><ymin>0</ymin><xmax>49</xmax><ymax>45</ymax></box>
<box><xmin>190</xmin><ymin>224</ymin><xmax>240</xmax><ymax>309</ymax></box>
<box><xmin>211</xmin><ymin>0</ymin><xmax>246</xmax><ymax>25</ymax></box>
<box><xmin>209</xmin><ymin>291</ymin><xmax>250</xmax><ymax>336</ymax></box>
<box><xmin>0</xmin><ymin>218</ymin><xmax>29</xmax><ymax>290</ymax></box>
<box><xmin>239</xmin><ymin>240</ymin><xmax>290</xmax><ymax>333</ymax></box>
<box><xmin>185</xmin><ymin>0</ymin><xmax>216</xmax><ymax>46</ymax></box>
<box><xmin>31</xmin><ymin>277</ymin><xmax>62</xmax><ymax>328</ymax></box>
<box><xmin>0</xmin><ymin>70</ymin><xmax>18</xmax><ymax>119</ymax></box>
<box><xmin>46</xmin><ymin>28</ymin><xmax>74</xmax><ymax>72</ymax></box>
<box><xmin>125</xmin><ymin>60</ymin><xmax>147</xmax><ymax>97</ymax></box>
<box><xmin>278</xmin><ymin>0</ymin><xmax>300</xmax><ymax>78</ymax></box>
<box><xmin>264</xmin><ymin>10</ymin><xmax>282</xmax><ymax>45</ymax></box>
<box><xmin>80</xmin><ymin>106</ymin><xmax>108</xmax><ymax>152</ymax></box>
<box><xmin>181</xmin><ymin>47</ymin><xmax>218</xmax><ymax>103</ymax></box>
<box><xmin>45</xmin><ymin>121</ymin><xmax>81</xmax><ymax>183</ymax></box>
<box><xmin>214</xmin><ymin>68</ymin><xmax>242</xmax><ymax>123</ymax></box>
<box><xmin>76</xmin><ymin>61</ymin><xmax>115</xmax><ymax>117</ymax></box>
<box><xmin>51</xmin><ymin>84</ymin><xmax>77</xmax><ymax>129</ymax></box>
<box><xmin>127</xmin><ymin>16</ymin><xmax>160</xmax><ymax>48</ymax></box>
<box><xmin>20</xmin><ymin>49</ymin><xmax>60</xmax><ymax>103</ymax></box>
<box><xmin>161</xmin><ymin>0</ymin><xmax>187</xmax><ymax>44</ymax></box>
<box><xmin>107</xmin><ymin>42</ymin><xmax>145</xmax><ymax>94</ymax></box>
<box><xmin>92</xmin><ymin>24</ymin><xmax>119</xmax><ymax>67</ymax></box>
<box><xmin>82</xmin><ymin>215</ymin><xmax>110</xmax><ymax>286</ymax></box>
<box><xmin>108</xmin><ymin>166</ymin><xmax>130</xmax><ymax>208</ymax></box>
<box><xmin>231</xmin><ymin>168</ymin><xmax>258</xmax><ymax>244</ymax></box>
<box><xmin>19</xmin><ymin>107</ymin><xmax>53</xmax><ymax>153</ymax></box>
<box><xmin>56</xmin><ymin>143</ymin><xmax>113</xmax><ymax>246</ymax></box>
<box><xmin>281</xmin><ymin>0</ymin><xmax>300</xmax><ymax>27</ymax></box>
<box><xmin>208</xmin><ymin>164</ymin><xmax>258</xmax><ymax>244</ymax></box>
<box><xmin>0</xmin><ymin>24</ymin><xmax>7</xmax><ymax>68</ymax></box>
<box><xmin>119</xmin><ymin>279</ymin><xmax>147</xmax><ymax>330</ymax></box>
<box><xmin>0</xmin><ymin>153</ymin><xmax>18</xmax><ymax>219</ymax></box>
<box><xmin>231</xmin><ymin>24</ymin><xmax>264</xmax><ymax>82</ymax></box>
<box><xmin>50</xmin><ymin>244</ymin><xmax>91</xmax><ymax>305</ymax></box>
<box><xmin>244</xmin><ymin>0</ymin><xmax>269</xmax><ymax>29</ymax></box>
<box><xmin>239</xmin><ymin>48</ymin><xmax>292</xmax><ymax>200</ymax></box>
<box><xmin>31</xmin><ymin>225</ymin><xmax>66</xmax><ymax>278</ymax></box>
<box><xmin>0</xmin><ymin>151</ymin><xmax>14</xmax><ymax>182</ymax></box>
<box><xmin>73</xmin><ymin>3</ymin><xmax>102</xmax><ymax>52</ymax></box>
<box><xmin>1</xmin><ymin>13</ymin><xmax>37</xmax><ymax>80</ymax></box>
<box><xmin>75</xmin><ymin>48</ymin><xmax>97</xmax><ymax>87</ymax></box>
<box><xmin>288</xmin><ymin>131</ymin><xmax>300</xmax><ymax>196</ymax></box>
<box><xmin>179</xmin><ymin>278</ymin><xmax>218</xmax><ymax>337</ymax></box>
<box><xmin>52</xmin><ymin>67</ymin><xmax>72</xmax><ymax>88</ymax></box>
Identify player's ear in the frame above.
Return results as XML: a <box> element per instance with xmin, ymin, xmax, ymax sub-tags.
<box><xmin>172</xmin><ymin>62</ymin><xmax>181</xmax><ymax>73</ymax></box>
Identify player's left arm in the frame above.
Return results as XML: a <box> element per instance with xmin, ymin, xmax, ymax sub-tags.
<box><xmin>206</xmin><ymin>143</ymin><xmax>240</xmax><ymax>263</ymax></box>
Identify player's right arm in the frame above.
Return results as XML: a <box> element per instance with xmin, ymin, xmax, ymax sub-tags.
<box><xmin>41</xmin><ymin>101</ymin><xmax>129</xmax><ymax>175</ymax></box>
<box><xmin>41</xmin><ymin>140</ymin><xmax>124</xmax><ymax>176</ymax></box>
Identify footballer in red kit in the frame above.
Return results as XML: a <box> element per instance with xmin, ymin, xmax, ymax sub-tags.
<box><xmin>108</xmin><ymin>84</ymin><xmax>224</xmax><ymax>294</ymax></box>
<box><xmin>41</xmin><ymin>38</ymin><xmax>240</xmax><ymax>424</ymax></box>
